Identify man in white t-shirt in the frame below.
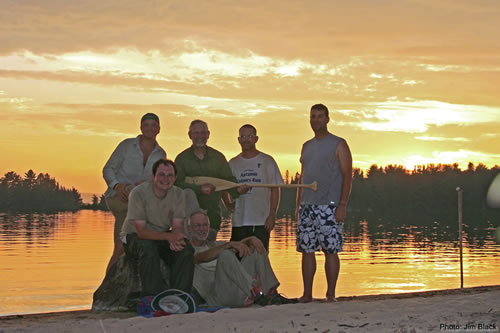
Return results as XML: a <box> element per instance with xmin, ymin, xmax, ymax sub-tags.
<box><xmin>223</xmin><ymin>124</ymin><xmax>283</xmax><ymax>251</ymax></box>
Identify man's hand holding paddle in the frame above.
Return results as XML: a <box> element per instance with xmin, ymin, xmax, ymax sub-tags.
<box><xmin>236</xmin><ymin>184</ymin><xmax>250</xmax><ymax>194</ymax></box>
<box><xmin>200</xmin><ymin>183</ymin><xmax>217</xmax><ymax>195</ymax></box>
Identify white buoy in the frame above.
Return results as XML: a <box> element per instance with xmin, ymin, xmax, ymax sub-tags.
<box><xmin>486</xmin><ymin>173</ymin><xmax>500</xmax><ymax>208</ymax></box>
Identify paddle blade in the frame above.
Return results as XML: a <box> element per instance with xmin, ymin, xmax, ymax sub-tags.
<box><xmin>185</xmin><ymin>176</ymin><xmax>238</xmax><ymax>191</ymax></box>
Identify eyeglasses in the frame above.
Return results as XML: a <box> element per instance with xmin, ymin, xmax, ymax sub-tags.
<box><xmin>239</xmin><ymin>135</ymin><xmax>255</xmax><ymax>140</ymax></box>
<box><xmin>192</xmin><ymin>223</ymin><xmax>208</xmax><ymax>229</ymax></box>
<box><xmin>156</xmin><ymin>172</ymin><xmax>176</xmax><ymax>178</ymax></box>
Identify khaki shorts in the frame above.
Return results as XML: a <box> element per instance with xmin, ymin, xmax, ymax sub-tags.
<box><xmin>106</xmin><ymin>185</ymin><xmax>133</xmax><ymax>240</ymax></box>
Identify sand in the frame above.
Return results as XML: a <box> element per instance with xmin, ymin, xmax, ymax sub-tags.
<box><xmin>1</xmin><ymin>286</ymin><xmax>498</xmax><ymax>332</ymax></box>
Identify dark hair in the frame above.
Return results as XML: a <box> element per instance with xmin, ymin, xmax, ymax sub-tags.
<box><xmin>239</xmin><ymin>124</ymin><xmax>257</xmax><ymax>135</ymax></box>
<box><xmin>141</xmin><ymin>113</ymin><xmax>160</xmax><ymax>124</ymax></box>
<box><xmin>311</xmin><ymin>104</ymin><xmax>329</xmax><ymax>118</ymax></box>
<box><xmin>152</xmin><ymin>159</ymin><xmax>177</xmax><ymax>176</ymax></box>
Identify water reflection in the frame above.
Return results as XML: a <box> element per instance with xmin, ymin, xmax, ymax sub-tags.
<box><xmin>0</xmin><ymin>212</ymin><xmax>81</xmax><ymax>246</ymax></box>
<box><xmin>0</xmin><ymin>211</ymin><xmax>498</xmax><ymax>316</ymax></box>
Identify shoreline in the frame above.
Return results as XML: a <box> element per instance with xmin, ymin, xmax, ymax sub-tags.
<box><xmin>1</xmin><ymin>285</ymin><xmax>498</xmax><ymax>331</ymax></box>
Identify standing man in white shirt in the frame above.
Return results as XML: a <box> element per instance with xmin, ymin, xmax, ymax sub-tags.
<box><xmin>223</xmin><ymin>124</ymin><xmax>283</xmax><ymax>251</ymax></box>
<box><xmin>102</xmin><ymin>113</ymin><xmax>166</xmax><ymax>273</ymax></box>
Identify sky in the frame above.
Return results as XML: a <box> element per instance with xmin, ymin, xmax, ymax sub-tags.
<box><xmin>1</xmin><ymin>0</ymin><xmax>499</xmax><ymax>195</ymax></box>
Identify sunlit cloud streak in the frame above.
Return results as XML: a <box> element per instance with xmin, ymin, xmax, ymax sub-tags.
<box><xmin>403</xmin><ymin>150</ymin><xmax>500</xmax><ymax>170</ymax></box>
<box><xmin>415</xmin><ymin>136</ymin><xmax>469</xmax><ymax>142</ymax></box>
<box><xmin>350</xmin><ymin>100</ymin><xmax>500</xmax><ymax>133</ymax></box>
<box><xmin>2</xmin><ymin>0</ymin><xmax>499</xmax><ymax>61</ymax></box>
<box><xmin>2</xmin><ymin>49</ymin><xmax>499</xmax><ymax>110</ymax></box>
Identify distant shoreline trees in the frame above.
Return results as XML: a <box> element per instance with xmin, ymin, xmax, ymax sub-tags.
<box><xmin>2</xmin><ymin>163</ymin><xmax>499</xmax><ymax>221</ymax></box>
<box><xmin>0</xmin><ymin>170</ymin><xmax>82</xmax><ymax>212</ymax></box>
<box><xmin>81</xmin><ymin>194</ymin><xmax>108</xmax><ymax>211</ymax></box>
<box><xmin>277</xmin><ymin>162</ymin><xmax>500</xmax><ymax>226</ymax></box>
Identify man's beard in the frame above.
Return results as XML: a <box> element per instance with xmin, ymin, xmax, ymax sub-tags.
<box><xmin>193</xmin><ymin>141</ymin><xmax>206</xmax><ymax>148</ymax></box>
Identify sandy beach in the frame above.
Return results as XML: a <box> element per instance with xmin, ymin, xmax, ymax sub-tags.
<box><xmin>1</xmin><ymin>286</ymin><xmax>498</xmax><ymax>332</ymax></box>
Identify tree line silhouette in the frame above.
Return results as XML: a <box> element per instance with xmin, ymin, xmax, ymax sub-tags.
<box><xmin>2</xmin><ymin>164</ymin><xmax>499</xmax><ymax>228</ymax></box>
<box><xmin>277</xmin><ymin>162</ymin><xmax>500</xmax><ymax>228</ymax></box>
<box><xmin>82</xmin><ymin>194</ymin><xmax>108</xmax><ymax>210</ymax></box>
<box><xmin>0</xmin><ymin>170</ymin><xmax>82</xmax><ymax>212</ymax></box>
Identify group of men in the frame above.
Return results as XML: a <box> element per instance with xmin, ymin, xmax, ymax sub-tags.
<box><xmin>102</xmin><ymin>103</ymin><xmax>352</xmax><ymax>308</ymax></box>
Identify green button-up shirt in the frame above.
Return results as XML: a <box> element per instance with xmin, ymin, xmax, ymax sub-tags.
<box><xmin>175</xmin><ymin>146</ymin><xmax>239</xmax><ymax>230</ymax></box>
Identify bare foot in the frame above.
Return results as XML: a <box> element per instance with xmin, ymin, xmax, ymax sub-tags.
<box><xmin>325</xmin><ymin>296</ymin><xmax>337</xmax><ymax>302</ymax></box>
<box><xmin>298</xmin><ymin>295</ymin><xmax>313</xmax><ymax>303</ymax></box>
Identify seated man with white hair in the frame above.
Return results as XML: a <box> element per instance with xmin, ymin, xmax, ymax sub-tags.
<box><xmin>188</xmin><ymin>210</ymin><xmax>297</xmax><ymax>307</ymax></box>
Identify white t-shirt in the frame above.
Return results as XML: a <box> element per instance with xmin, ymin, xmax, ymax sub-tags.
<box><xmin>229</xmin><ymin>153</ymin><xmax>283</xmax><ymax>227</ymax></box>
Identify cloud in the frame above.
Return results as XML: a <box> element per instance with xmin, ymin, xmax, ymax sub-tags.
<box><xmin>2</xmin><ymin>47</ymin><xmax>500</xmax><ymax>112</ymax></box>
<box><xmin>346</xmin><ymin>100</ymin><xmax>500</xmax><ymax>133</ymax></box>
<box><xmin>1</xmin><ymin>0</ymin><xmax>499</xmax><ymax>62</ymax></box>
<box><xmin>6</xmin><ymin>48</ymin><xmax>500</xmax><ymax>111</ymax></box>
<box><xmin>406</xmin><ymin>0</ymin><xmax>500</xmax><ymax>14</ymax></box>
<box><xmin>404</xmin><ymin>149</ymin><xmax>500</xmax><ymax>170</ymax></box>
<box><xmin>0</xmin><ymin>100</ymin><xmax>192</xmax><ymax>138</ymax></box>
<box><xmin>415</xmin><ymin>136</ymin><xmax>469</xmax><ymax>142</ymax></box>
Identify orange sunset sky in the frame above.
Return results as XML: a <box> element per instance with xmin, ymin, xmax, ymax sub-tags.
<box><xmin>1</xmin><ymin>0</ymin><xmax>499</xmax><ymax>195</ymax></box>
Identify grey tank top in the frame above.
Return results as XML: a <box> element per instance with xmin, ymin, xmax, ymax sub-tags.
<box><xmin>300</xmin><ymin>133</ymin><xmax>343</xmax><ymax>205</ymax></box>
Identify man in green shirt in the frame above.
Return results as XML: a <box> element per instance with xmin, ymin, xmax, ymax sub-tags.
<box><xmin>175</xmin><ymin>120</ymin><xmax>248</xmax><ymax>241</ymax></box>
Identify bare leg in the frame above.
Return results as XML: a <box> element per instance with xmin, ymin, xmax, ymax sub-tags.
<box><xmin>300</xmin><ymin>252</ymin><xmax>316</xmax><ymax>303</ymax></box>
<box><xmin>325</xmin><ymin>253</ymin><xmax>340</xmax><ymax>301</ymax></box>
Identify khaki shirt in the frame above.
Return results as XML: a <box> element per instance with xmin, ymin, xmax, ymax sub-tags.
<box><xmin>120</xmin><ymin>182</ymin><xmax>185</xmax><ymax>239</ymax></box>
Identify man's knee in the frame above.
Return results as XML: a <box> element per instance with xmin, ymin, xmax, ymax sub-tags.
<box><xmin>255</xmin><ymin>251</ymin><xmax>269</xmax><ymax>262</ymax></box>
<box><xmin>302</xmin><ymin>252</ymin><xmax>316</xmax><ymax>262</ymax></box>
<box><xmin>325</xmin><ymin>253</ymin><xmax>340</xmax><ymax>262</ymax></box>
<box><xmin>247</xmin><ymin>251</ymin><xmax>271</xmax><ymax>268</ymax></box>
<box><xmin>218</xmin><ymin>248</ymin><xmax>238</xmax><ymax>264</ymax></box>
<box><xmin>135</xmin><ymin>239</ymin><xmax>159</xmax><ymax>260</ymax></box>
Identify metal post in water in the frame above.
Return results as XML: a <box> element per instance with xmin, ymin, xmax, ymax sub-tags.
<box><xmin>456</xmin><ymin>186</ymin><xmax>464</xmax><ymax>288</ymax></box>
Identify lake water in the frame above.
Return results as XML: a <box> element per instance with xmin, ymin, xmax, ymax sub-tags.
<box><xmin>0</xmin><ymin>210</ymin><xmax>498</xmax><ymax>316</ymax></box>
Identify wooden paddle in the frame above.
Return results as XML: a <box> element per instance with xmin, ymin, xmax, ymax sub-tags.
<box><xmin>185</xmin><ymin>176</ymin><xmax>318</xmax><ymax>191</ymax></box>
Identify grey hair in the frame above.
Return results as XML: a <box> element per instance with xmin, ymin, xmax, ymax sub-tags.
<box><xmin>187</xmin><ymin>209</ymin><xmax>209</xmax><ymax>226</ymax></box>
<box><xmin>189</xmin><ymin>119</ymin><xmax>208</xmax><ymax>132</ymax></box>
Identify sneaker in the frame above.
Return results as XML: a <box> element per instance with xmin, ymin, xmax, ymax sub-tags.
<box><xmin>267</xmin><ymin>293</ymin><xmax>299</xmax><ymax>305</ymax></box>
<box><xmin>253</xmin><ymin>292</ymin><xmax>268</xmax><ymax>306</ymax></box>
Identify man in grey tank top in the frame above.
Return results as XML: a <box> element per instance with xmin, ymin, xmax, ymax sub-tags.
<box><xmin>295</xmin><ymin>103</ymin><xmax>353</xmax><ymax>303</ymax></box>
